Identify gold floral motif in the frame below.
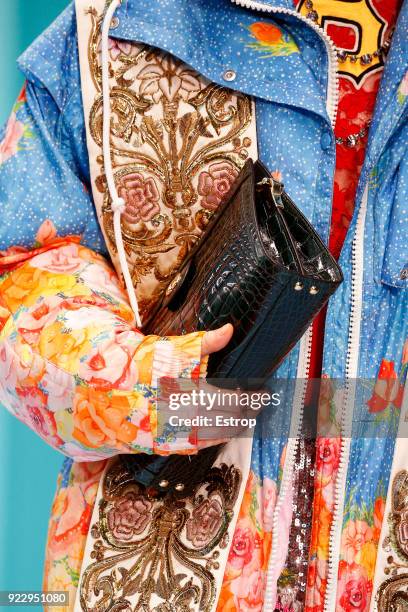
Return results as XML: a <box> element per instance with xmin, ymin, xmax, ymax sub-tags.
<box><xmin>78</xmin><ymin>458</ymin><xmax>241</xmax><ymax>611</ymax></box>
<box><xmin>86</xmin><ymin>8</ymin><xmax>254</xmax><ymax>317</ymax></box>
<box><xmin>377</xmin><ymin>470</ymin><xmax>408</xmax><ymax>610</ymax></box>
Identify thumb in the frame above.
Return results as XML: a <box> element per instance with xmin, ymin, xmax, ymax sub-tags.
<box><xmin>201</xmin><ymin>324</ymin><xmax>233</xmax><ymax>357</ymax></box>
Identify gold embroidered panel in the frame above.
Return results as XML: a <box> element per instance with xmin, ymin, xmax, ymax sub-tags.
<box><xmin>76</xmin><ymin>457</ymin><xmax>242</xmax><ymax>611</ymax></box>
<box><xmin>375</xmin><ymin>470</ymin><xmax>408</xmax><ymax>611</ymax></box>
<box><xmin>82</xmin><ymin>6</ymin><xmax>257</xmax><ymax>319</ymax></box>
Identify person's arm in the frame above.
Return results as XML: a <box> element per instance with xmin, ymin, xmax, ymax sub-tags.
<box><xmin>0</xmin><ymin>6</ymin><xmax>233</xmax><ymax>461</ymax></box>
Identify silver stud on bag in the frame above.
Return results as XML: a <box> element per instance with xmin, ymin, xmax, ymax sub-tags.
<box><xmin>309</xmin><ymin>286</ymin><xmax>319</xmax><ymax>295</ymax></box>
<box><xmin>159</xmin><ymin>480</ymin><xmax>169</xmax><ymax>488</ymax></box>
<box><xmin>223</xmin><ymin>69</ymin><xmax>237</xmax><ymax>82</ymax></box>
<box><xmin>175</xmin><ymin>483</ymin><xmax>185</xmax><ymax>492</ymax></box>
<box><xmin>294</xmin><ymin>282</ymin><xmax>304</xmax><ymax>291</ymax></box>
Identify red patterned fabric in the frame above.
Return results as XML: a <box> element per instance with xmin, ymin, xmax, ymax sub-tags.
<box><xmin>296</xmin><ymin>0</ymin><xmax>402</xmax><ymax>379</ymax></box>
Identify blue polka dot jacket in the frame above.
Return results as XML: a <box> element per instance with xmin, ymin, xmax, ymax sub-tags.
<box><xmin>0</xmin><ymin>0</ymin><xmax>407</xmax><ymax>609</ymax></box>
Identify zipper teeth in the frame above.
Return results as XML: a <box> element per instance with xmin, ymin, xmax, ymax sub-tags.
<box><xmin>323</xmin><ymin>186</ymin><xmax>368</xmax><ymax>611</ymax></box>
<box><xmin>263</xmin><ymin>326</ymin><xmax>313</xmax><ymax>612</ymax></box>
<box><xmin>230</xmin><ymin>2</ymin><xmax>340</xmax><ymax>609</ymax></box>
<box><xmin>231</xmin><ymin>0</ymin><xmax>340</xmax><ymax>127</ymax></box>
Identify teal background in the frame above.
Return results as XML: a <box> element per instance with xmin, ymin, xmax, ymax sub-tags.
<box><xmin>0</xmin><ymin>0</ymin><xmax>70</xmax><ymax>603</ymax></box>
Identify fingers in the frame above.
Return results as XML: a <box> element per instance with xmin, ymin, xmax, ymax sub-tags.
<box><xmin>201</xmin><ymin>323</ymin><xmax>233</xmax><ymax>357</ymax></box>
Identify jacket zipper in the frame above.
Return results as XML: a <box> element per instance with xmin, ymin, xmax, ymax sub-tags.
<box><xmin>323</xmin><ymin>185</ymin><xmax>368</xmax><ymax>611</ymax></box>
<box><xmin>229</xmin><ymin>2</ymin><xmax>349</xmax><ymax>611</ymax></box>
<box><xmin>230</xmin><ymin>0</ymin><xmax>340</xmax><ymax>127</ymax></box>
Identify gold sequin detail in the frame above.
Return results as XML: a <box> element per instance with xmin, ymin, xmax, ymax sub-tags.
<box><xmin>78</xmin><ymin>458</ymin><xmax>241</xmax><ymax>611</ymax></box>
<box><xmin>86</xmin><ymin>8</ymin><xmax>254</xmax><ymax>317</ymax></box>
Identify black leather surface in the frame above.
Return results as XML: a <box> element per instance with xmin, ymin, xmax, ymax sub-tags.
<box><xmin>144</xmin><ymin>159</ymin><xmax>343</xmax><ymax>383</ymax></box>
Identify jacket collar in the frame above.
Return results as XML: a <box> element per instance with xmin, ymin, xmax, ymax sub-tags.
<box><xmin>110</xmin><ymin>0</ymin><xmax>331</xmax><ymax>124</ymax></box>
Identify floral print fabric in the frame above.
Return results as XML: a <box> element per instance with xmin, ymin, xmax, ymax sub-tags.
<box><xmin>0</xmin><ymin>0</ymin><xmax>406</xmax><ymax>609</ymax></box>
<box><xmin>0</xmin><ymin>220</ymin><xmax>207</xmax><ymax>461</ymax></box>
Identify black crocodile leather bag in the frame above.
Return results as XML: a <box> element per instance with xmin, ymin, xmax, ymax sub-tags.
<box><xmin>123</xmin><ymin>159</ymin><xmax>343</xmax><ymax>497</ymax></box>
<box><xmin>143</xmin><ymin>158</ymin><xmax>343</xmax><ymax>382</ymax></box>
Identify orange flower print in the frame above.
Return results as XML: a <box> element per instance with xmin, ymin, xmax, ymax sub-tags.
<box><xmin>367</xmin><ymin>359</ymin><xmax>404</xmax><ymax>412</ymax></box>
<box><xmin>16</xmin><ymin>82</ymin><xmax>27</xmax><ymax>104</ymax></box>
<box><xmin>72</xmin><ymin>386</ymin><xmax>138</xmax><ymax>449</ymax></box>
<box><xmin>341</xmin><ymin>520</ymin><xmax>373</xmax><ymax>565</ymax></box>
<box><xmin>36</xmin><ymin>219</ymin><xmax>58</xmax><ymax>246</ymax></box>
<box><xmin>244</xmin><ymin>21</ymin><xmax>299</xmax><ymax>58</ymax></box>
<box><xmin>373</xmin><ymin>497</ymin><xmax>385</xmax><ymax>542</ymax></box>
<box><xmin>249</xmin><ymin>22</ymin><xmax>283</xmax><ymax>44</ymax></box>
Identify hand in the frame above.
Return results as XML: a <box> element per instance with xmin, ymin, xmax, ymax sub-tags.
<box><xmin>201</xmin><ymin>323</ymin><xmax>234</xmax><ymax>357</ymax></box>
<box><xmin>198</xmin><ymin>324</ymin><xmax>258</xmax><ymax>447</ymax></box>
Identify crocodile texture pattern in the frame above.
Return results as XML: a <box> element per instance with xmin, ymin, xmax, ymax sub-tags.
<box><xmin>144</xmin><ymin>159</ymin><xmax>343</xmax><ymax>382</ymax></box>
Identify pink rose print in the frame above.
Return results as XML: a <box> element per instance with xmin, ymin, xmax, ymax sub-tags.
<box><xmin>24</xmin><ymin>399</ymin><xmax>64</xmax><ymax>448</ymax></box>
<box><xmin>316</xmin><ymin>437</ymin><xmax>341</xmax><ymax>478</ymax></box>
<box><xmin>186</xmin><ymin>498</ymin><xmax>223</xmax><ymax>547</ymax></box>
<box><xmin>262</xmin><ymin>477</ymin><xmax>277</xmax><ymax>532</ymax></box>
<box><xmin>79</xmin><ymin>335</ymin><xmax>137</xmax><ymax>391</ymax></box>
<box><xmin>118</xmin><ymin>173</ymin><xmax>160</xmax><ymax>223</ymax></box>
<box><xmin>231</xmin><ymin>569</ymin><xmax>264</xmax><ymax>612</ymax></box>
<box><xmin>0</xmin><ymin>112</ymin><xmax>25</xmax><ymax>165</ymax></box>
<box><xmin>341</xmin><ymin>520</ymin><xmax>373</xmax><ymax>564</ymax></box>
<box><xmin>31</xmin><ymin>244</ymin><xmax>83</xmax><ymax>274</ymax></box>
<box><xmin>42</xmin><ymin>361</ymin><xmax>75</xmax><ymax>414</ymax></box>
<box><xmin>107</xmin><ymin>491</ymin><xmax>152</xmax><ymax>540</ymax></box>
<box><xmin>228</xmin><ymin>519</ymin><xmax>256</xmax><ymax>571</ymax></box>
<box><xmin>337</xmin><ymin>561</ymin><xmax>371</xmax><ymax>612</ymax></box>
<box><xmin>197</xmin><ymin>161</ymin><xmax>239</xmax><ymax>210</ymax></box>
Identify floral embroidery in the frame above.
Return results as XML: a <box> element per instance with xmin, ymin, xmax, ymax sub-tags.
<box><xmin>107</xmin><ymin>491</ymin><xmax>152</xmax><ymax>539</ymax></box>
<box><xmin>376</xmin><ymin>470</ymin><xmax>408</xmax><ymax>609</ymax></box>
<box><xmin>86</xmin><ymin>7</ymin><xmax>256</xmax><ymax>317</ymax></box>
<box><xmin>77</xmin><ymin>458</ymin><xmax>242</xmax><ymax>611</ymax></box>
<box><xmin>102</xmin><ymin>37</ymin><xmax>132</xmax><ymax>60</ymax></box>
<box><xmin>197</xmin><ymin>161</ymin><xmax>239</xmax><ymax>210</ymax></box>
<box><xmin>137</xmin><ymin>54</ymin><xmax>201</xmax><ymax>102</ymax></box>
<box><xmin>118</xmin><ymin>172</ymin><xmax>161</xmax><ymax>223</ymax></box>
<box><xmin>397</xmin><ymin>71</ymin><xmax>408</xmax><ymax>105</ymax></box>
<box><xmin>243</xmin><ymin>21</ymin><xmax>299</xmax><ymax>58</ymax></box>
<box><xmin>186</xmin><ymin>497</ymin><xmax>224</xmax><ymax>547</ymax></box>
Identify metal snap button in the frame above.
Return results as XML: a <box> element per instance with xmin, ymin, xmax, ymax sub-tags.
<box><xmin>175</xmin><ymin>483</ymin><xmax>185</xmax><ymax>492</ymax></box>
<box><xmin>294</xmin><ymin>281</ymin><xmax>304</xmax><ymax>291</ymax></box>
<box><xmin>110</xmin><ymin>16</ymin><xmax>120</xmax><ymax>29</ymax></box>
<box><xmin>159</xmin><ymin>479</ymin><xmax>169</xmax><ymax>488</ymax></box>
<box><xmin>222</xmin><ymin>69</ymin><xmax>237</xmax><ymax>82</ymax></box>
<box><xmin>309</xmin><ymin>285</ymin><xmax>319</xmax><ymax>295</ymax></box>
